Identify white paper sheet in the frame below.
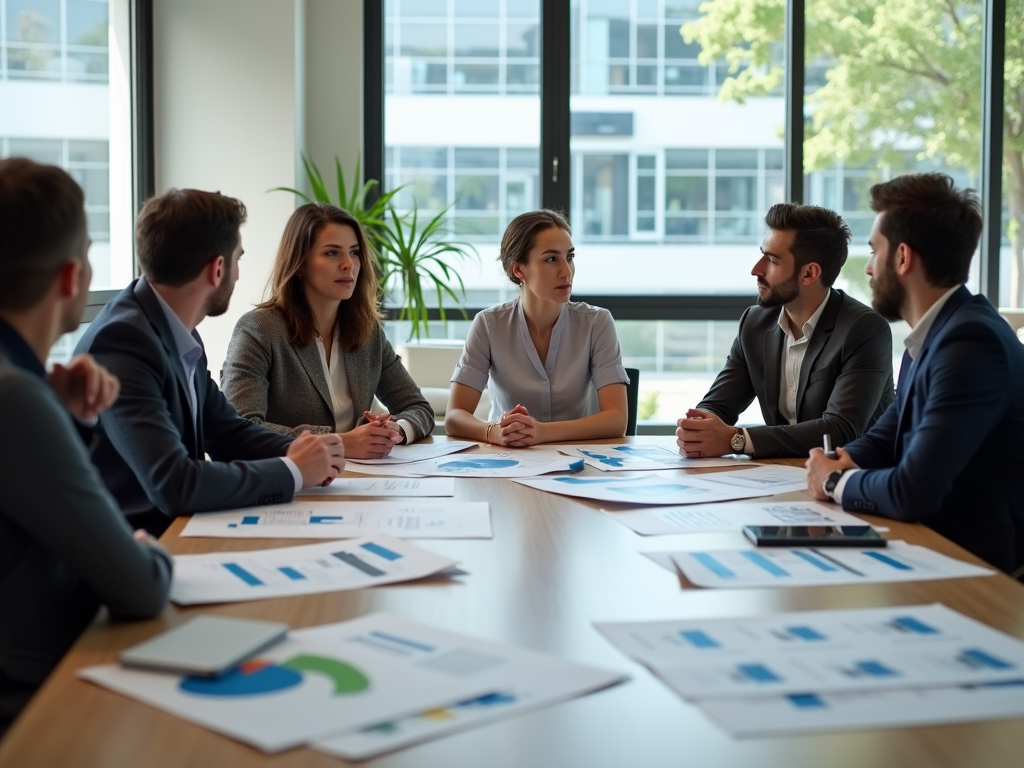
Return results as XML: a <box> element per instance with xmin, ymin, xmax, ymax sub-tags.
<box><xmin>349</xmin><ymin>451</ymin><xmax>584</xmax><ymax>478</ymax></box>
<box><xmin>180</xmin><ymin>501</ymin><xmax>492</xmax><ymax>540</ymax></box>
<box><xmin>296</xmin><ymin>477</ymin><xmax>456</xmax><ymax>497</ymax></box>
<box><xmin>514</xmin><ymin>471</ymin><xmax>773</xmax><ymax>505</ymax></box>
<box><xmin>677</xmin><ymin>464</ymin><xmax>808</xmax><ymax>494</ymax></box>
<box><xmin>311</xmin><ymin>620</ymin><xmax>628</xmax><ymax>761</ymax></box>
<box><xmin>603</xmin><ymin>500</ymin><xmax>869</xmax><ymax>535</ymax></box>
<box><xmin>700</xmin><ymin>680</ymin><xmax>1024</xmax><ymax>738</ymax></box>
<box><xmin>669</xmin><ymin>541</ymin><xmax>994</xmax><ymax>588</ymax></box>
<box><xmin>557</xmin><ymin>444</ymin><xmax>751</xmax><ymax>472</ymax></box>
<box><xmin>346</xmin><ymin>441</ymin><xmax>477</xmax><ymax>465</ymax></box>
<box><xmin>169</xmin><ymin>534</ymin><xmax>457</xmax><ymax>605</ymax></box>
<box><xmin>81</xmin><ymin>614</ymin><xmax>626</xmax><ymax>755</ymax></box>
<box><xmin>599</xmin><ymin>603</ymin><xmax>1024</xmax><ymax>699</ymax></box>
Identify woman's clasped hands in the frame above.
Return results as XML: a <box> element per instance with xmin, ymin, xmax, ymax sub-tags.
<box><xmin>492</xmin><ymin>404</ymin><xmax>546</xmax><ymax>447</ymax></box>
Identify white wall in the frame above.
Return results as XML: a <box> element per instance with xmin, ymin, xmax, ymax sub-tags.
<box><xmin>153</xmin><ymin>0</ymin><xmax>364</xmax><ymax>376</ymax></box>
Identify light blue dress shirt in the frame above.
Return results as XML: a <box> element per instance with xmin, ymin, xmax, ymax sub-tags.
<box><xmin>452</xmin><ymin>299</ymin><xmax>629</xmax><ymax>422</ymax></box>
<box><xmin>140</xmin><ymin>279</ymin><xmax>303</xmax><ymax>492</ymax></box>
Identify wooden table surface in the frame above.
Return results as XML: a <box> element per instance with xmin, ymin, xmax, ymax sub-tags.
<box><xmin>2</xmin><ymin>437</ymin><xmax>1023</xmax><ymax>768</ymax></box>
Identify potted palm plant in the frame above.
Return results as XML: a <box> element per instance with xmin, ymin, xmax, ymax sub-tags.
<box><xmin>274</xmin><ymin>156</ymin><xmax>477</xmax><ymax>340</ymax></box>
<box><xmin>378</xmin><ymin>201</ymin><xmax>477</xmax><ymax>341</ymax></box>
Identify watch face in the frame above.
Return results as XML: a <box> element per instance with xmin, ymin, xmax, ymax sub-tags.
<box><xmin>730</xmin><ymin>432</ymin><xmax>746</xmax><ymax>452</ymax></box>
<box><xmin>825</xmin><ymin>470</ymin><xmax>845</xmax><ymax>493</ymax></box>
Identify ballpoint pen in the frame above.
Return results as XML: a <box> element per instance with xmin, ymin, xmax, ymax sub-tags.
<box><xmin>822</xmin><ymin>434</ymin><xmax>837</xmax><ymax>460</ymax></box>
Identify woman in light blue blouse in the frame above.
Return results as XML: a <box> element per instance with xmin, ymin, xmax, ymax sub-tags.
<box><xmin>445</xmin><ymin>209</ymin><xmax>629</xmax><ymax>446</ymax></box>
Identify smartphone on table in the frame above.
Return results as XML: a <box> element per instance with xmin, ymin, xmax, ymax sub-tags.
<box><xmin>743</xmin><ymin>525</ymin><xmax>886</xmax><ymax>548</ymax></box>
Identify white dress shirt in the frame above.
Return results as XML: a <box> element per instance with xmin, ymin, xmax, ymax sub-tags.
<box><xmin>315</xmin><ymin>334</ymin><xmax>413</xmax><ymax>442</ymax></box>
<box><xmin>144</xmin><ymin>280</ymin><xmax>304</xmax><ymax>493</ymax></box>
<box><xmin>829</xmin><ymin>284</ymin><xmax>963</xmax><ymax>503</ymax></box>
<box><xmin>742</xmin><ymin>291</ymin><xmax>830</xmax><ymax>455</ymax></box>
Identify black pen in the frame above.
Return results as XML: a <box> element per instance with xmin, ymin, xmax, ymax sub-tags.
<box><xmin>822</xmin><ymin>434</ymin><xmax>837</xmax><ymax>460</ymax></box>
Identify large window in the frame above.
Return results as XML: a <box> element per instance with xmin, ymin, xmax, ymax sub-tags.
<box><xmin>372</xmin><ymin>0</ymin><xmax>1016</xmax><ymax>426</ymax></box>
<box><xmin>0</xmin><ymin>0</ymin><xmax>134</xmax><ymax>292</ymax></box>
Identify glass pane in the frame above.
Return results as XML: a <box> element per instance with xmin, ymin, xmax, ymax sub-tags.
<box><xmin>8</xmin><ymin>137</ymin><xmax>62</xmax><ymax>163</ymax></box>
<box><xmin>67</xmin><ymin>0</ymin><xmax>109</xmax><ymax>46</ymax></box>
<box><xmin>581</xmin><ymin>154</ymin><xmax>629</xmax><ymax>236</ymax></box>
<box><xmin>2</xmin><ymin>2</ymin><xmax>132</xmax><ymax>290</ymax></box>
<box><xmin>385</xmin><ymin>0</ymin><xmax>540</xmax><ymax>314</ymax></box>
<box><xmin>6</xmin><ymin>0</ymin><xmax>61</xmax><ymax>44</ymax></box>
<box><xmin>454</xmin><ymin>23</ymin><xmax>498</xmax><ymax>57</ymax></box>
<box><xmin>804</xmin><ymin>1</ymin><xmax>984</xmax><ymax>308</ymax></box>
<box><xmin>507</xmin><ymin>24</ymin><xmax>539</xmax><ymax>58</ymax></box>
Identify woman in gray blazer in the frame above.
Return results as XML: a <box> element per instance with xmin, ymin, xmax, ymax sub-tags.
<box><xmin>222</xmin><ymin>204</ymin><xmax>433</xmax><ymax>458</ymax></box>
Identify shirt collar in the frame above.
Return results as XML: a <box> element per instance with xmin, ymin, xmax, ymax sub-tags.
<box><xmin>0</xmin><ymin>316</ymin><xmax>46</xmax><ymax>378</ymax></box>
<box><xmin>136</xmin><ymin>278</ymin><xmax>202</xmax><ymax>363</ymax></box>
<box><xmin>904</xmin><ymin>284</ymin><xmax>962</xmax><ymax>359</ymax></box>
<box><xmin>777</xmin><ymin>290</ymin><xmax>830</xmax><ymax>343</ymax></box>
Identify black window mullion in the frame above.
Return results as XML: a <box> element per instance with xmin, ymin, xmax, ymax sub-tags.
<box><xmin>979</xmin><ymin>0</ymin><xmax>1005</xmax><ymax>302</ymax></box>
<box><xmin>364</xmin><ymin>0</ymin><xmax>386</xmax><ymax>207</ymax></box>
<box><xmin>541</xmin><ymin>0</ymin><xmax>570</xmax><ymax>216</ymax></box>
<box><xmin>784</xmin><ymin>0</ymin><xmax>804</xmax><ymax>203</ymax></box>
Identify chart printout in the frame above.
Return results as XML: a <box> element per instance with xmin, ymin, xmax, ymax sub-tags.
<box><xmin>180</xmin><ymin>502</ymin><xmax>492</xmax><ymax>540</ymax></box>
<box><xmin>169</xmin><ymin>534</ymin><xmax>457</xmax><ymax>605</ymax></box>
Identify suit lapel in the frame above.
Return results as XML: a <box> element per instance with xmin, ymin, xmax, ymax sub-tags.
<box><xmin>795</xmin><ymin>289</ymin><xmax>840</xmax><ymax>416</ymax></box>
<box><xmin>133</xmin><ymin>278</ymin><xmax>200</xmax><ymax>455</ymax></box>
<box><xmin>762</xmin><ymin>322</ymin><xmax>785</xmax><ymax>424</ymax></box>
<box><xmin>893</xmin><ymin>286</ymin><xmax>971</xmax><ymax>447</ymax></box>
<box><xmin>343</xmin><ymin>346</ymin><xmax>370</xmax><ymax>420</ymax></box>
<box><xmin>295</xmin><ymin>340</ymin><xmax>334</xmax><ymax>413</ymax></box>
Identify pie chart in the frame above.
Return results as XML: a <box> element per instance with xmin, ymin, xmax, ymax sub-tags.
<box><xmin>179</xmin><ymin>654</ymin><xmax>370</xmax><ymax>697</ymax></box>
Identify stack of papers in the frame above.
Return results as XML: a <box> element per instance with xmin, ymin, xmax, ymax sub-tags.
<box><xmin>298</xmin><ymin>477</ymin><xmax>455</xmax><ymax>497</ymax></box>
<box><xmin>82</xmin><ymin>613</ymin><xmax>626</xmax><ymax>756</ymax></box>
<box><xmin>181</xmin><ymin>501</ymin><xmax>492</xmax><ymax>539</ymax></box>
<box><xmin>514</xmin><ymin>465</ymin><xmax>808</xmax><ymax>505</ymax></box>
<box><xmin>345</xmin><ymin>441</ymin><xmax>477</xmax><ymax>465</ymax></box>
<box><xmin>663</xmin><ymin>540</ymin><xmax>994</xmax><ymax>588</ymax></box>
<box><xmin>169</xmin><ymin>534</ymin><xmax>458</xmax><ymax>605</ymax></box>
<box><xmin>597</xmin><ymin>604</ymin><xmax>1024</xmax><ymax>737</ymax></box>
<box><xmin>348</xmin><ymin>450</ymin><xmax>583</xmax><ymax>478</ymax></box>
<box><xmin>557</xmin><ymin>444</ymin><xmax>750</xmax><ymax>471</ymax></box>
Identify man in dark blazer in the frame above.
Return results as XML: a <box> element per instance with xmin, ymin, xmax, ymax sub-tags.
<box><xmin>0</xmin><ymin>158</ymin><xmax>171</xmax><ymax>732</ymax></box>
<box><xmin>677</xmin><ymin>203</ymin><xmax>895</xmax><ymax>459</ymax></box>
<box><xmin>807</xmin><ymin>174</ymin><xmax>1024</xmax><ymax>573</ymax></box>
<box><xmin>76</xmin><ymin>189</ymin><xmax>345</xmax><ymax>535</ymax></box>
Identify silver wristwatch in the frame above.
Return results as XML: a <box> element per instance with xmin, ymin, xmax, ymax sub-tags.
<box><xmin>730</xmin><ymin>428</ymin><xmax>746</xmax><ymax>454</ymax></box>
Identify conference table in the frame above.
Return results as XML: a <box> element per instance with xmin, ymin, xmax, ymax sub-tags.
<box><xmin>2</xmin><ymin>437</ymin><xmax>1023</xmax><ymax>768</ymax></box>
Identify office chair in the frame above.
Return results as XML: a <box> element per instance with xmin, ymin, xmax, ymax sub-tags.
<box><xmin>624</xmin><ymin>367</ymin><xmax>640</xmax><ymax>437</ymax></box>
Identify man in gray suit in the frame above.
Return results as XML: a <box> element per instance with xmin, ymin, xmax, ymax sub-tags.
<box><xmin>677</xmin><ymin>203</ymin><xmax>894</xmax><ymax>459</ymax></box>
<box><xmin>76</xmin><ymin>189</ymin><xmax>345</xmax><ymax>535</ymax></box>
<box><xmin>0</xmin><ymin>158</ymin><xmax>172</xmax><ymax>732</ymax></box>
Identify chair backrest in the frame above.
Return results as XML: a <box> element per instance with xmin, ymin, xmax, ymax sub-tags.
<box><xmin>624</xmin><ymin>367</ymin><xmax>640</xmax><ymax>437</ymax></box>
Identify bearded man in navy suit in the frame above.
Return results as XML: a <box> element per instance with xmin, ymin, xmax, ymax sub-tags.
<box><xmin>806</xmin><ymin>173</ymin><xmax>1024</xmax><ymax>573</ymax></box>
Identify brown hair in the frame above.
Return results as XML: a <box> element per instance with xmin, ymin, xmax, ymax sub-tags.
<box><xmin>259</xmin><ymin>203</ymin><xmax>383</xmax><ymax>351</ymax></box>
<box><xmin>764</xmin><ymin>203</ymin><xmax>851</xmax><ymax>287</ymax></box>
<box><xmin>869</xmin><ymin>173</ymin><xmax>982</xmax><ymax>288</ymax></box>
<box><xmin>135</xmin><ymin>189</ymin><xmax>247</xmax><ymax>286</ymax></box>
<box><xmin>0</xmin><ymin>158</ymin><xmax>86</xmax><ymax>311</ymax></box>
<box><xmin>499</xmin><ymin>209</ymin><xmax>571</xmax><ymax>286</ymax></box>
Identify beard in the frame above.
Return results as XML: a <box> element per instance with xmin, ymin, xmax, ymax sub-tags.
<box><xmin>204</xmin><ymin>275</ymin><xmax>236</xmax><ymax>318</ymax></box>
<box><xmin>756</xmin><ymin>272</ymin><xmax>801</xmax><ymax>308</ymax></box>
<box><xmin>870</xmin><ymin>249</ymin><xmax>905</xmax><ymax>321</ymax></box>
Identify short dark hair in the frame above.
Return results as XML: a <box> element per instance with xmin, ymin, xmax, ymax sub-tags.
<box><xmin>0</xmin><ymin>158</ymin><xmax>87</xmax><ymax>311</ymax></box>
<box><xmin>499</xmin><ymin>209</ymin><xmax>571</xmax><ymax>286</ymax></box>
<box><xmin>136</xmin><ymin>189</ymin><xmax>247</xmax><ymax>286</ymax></box>
<box><xmin>259</xmin><ymin>203</ymin><xmax>383</xmax><ymax>351</ymax></box>
<box><xmin>869</xmin><ymin>173</ymin><xmax>982</xmax><ymax>288</ymax></box>
<box><xmin>764</xmin><ymin>203</ymin><xmax>851</xmax><ymax>287</ymax></box>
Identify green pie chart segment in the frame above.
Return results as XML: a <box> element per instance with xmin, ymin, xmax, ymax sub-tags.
<box><xmin>281</xmin><ymin>654</ymin><xmax>370</xmax><ymax>694</ymax></box>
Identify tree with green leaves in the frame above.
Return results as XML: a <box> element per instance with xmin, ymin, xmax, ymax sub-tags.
<box><xmin>683</xmin><ymin>0</ymin><xmax>1024</xmax><ymax>306</ymax></box>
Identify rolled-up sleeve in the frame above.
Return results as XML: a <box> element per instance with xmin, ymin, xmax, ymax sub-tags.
<box><xmin>589</xmin><ymin>308</ymin><xmax>630</xmax><ymax>390</ymax></box>
<box><xmin>451</xmin><ymin>312</ymin><xmax>491</xmax><ymax>393</ymax></box>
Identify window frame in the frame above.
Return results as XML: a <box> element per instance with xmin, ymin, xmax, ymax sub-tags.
<box><xmin>364</xmin><ymin>0</ymin><xmax>1008</xmax><ymax>320</ymax></box>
